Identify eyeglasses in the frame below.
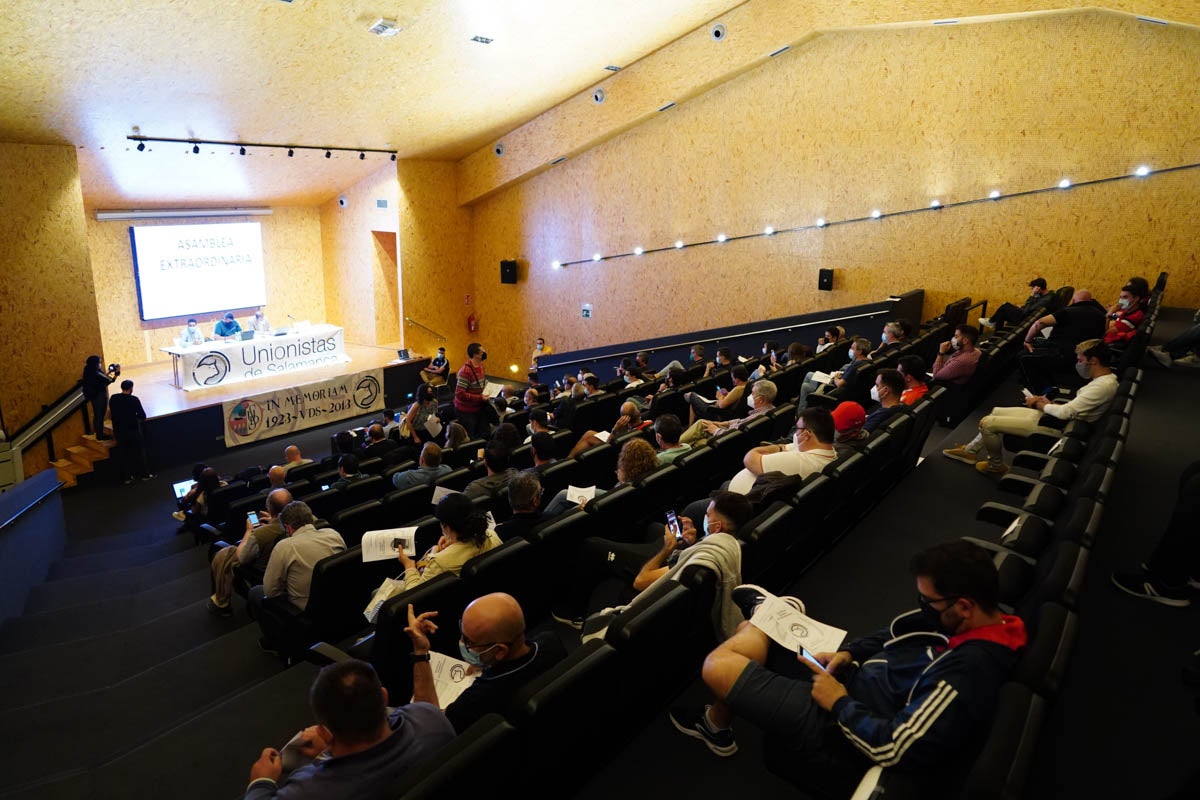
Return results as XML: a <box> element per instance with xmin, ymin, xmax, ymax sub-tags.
<box><xmin>917</xmin><ymin>593</ymin><xmax>959</xmax><ymax>612</ymax></box>
<box><xmin>458</xmin><ymin>620</ymin><xmax>496</xmax><ymax>651</ymax></box>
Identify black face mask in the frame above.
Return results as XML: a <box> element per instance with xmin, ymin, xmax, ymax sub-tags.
<box><xmin>480</xmin><ymin>351</ymin><xmax>488</xmax><ymax>361</ymax></box>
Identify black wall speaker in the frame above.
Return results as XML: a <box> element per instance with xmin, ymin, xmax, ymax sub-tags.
<box><xmin>500</xmin><ymin>259</ymin><xmax>518</xmax><ymax>284</ymax></box>
<box><xmin>818</xmin><ymin>268</ymin><xmax>834</xmax><ymax>291</ymax></box>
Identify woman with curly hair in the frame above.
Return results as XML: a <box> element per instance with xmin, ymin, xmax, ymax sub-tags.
<box><xmin>397</xmin><ymin>493</ymin><xmax>501</xmax><ymax>590</ymax></box>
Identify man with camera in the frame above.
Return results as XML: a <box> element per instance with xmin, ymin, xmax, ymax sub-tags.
<box><xmin>81</xmin><ymin>355</ymin><xmax>120</xmax><ymax>440</ymax></box>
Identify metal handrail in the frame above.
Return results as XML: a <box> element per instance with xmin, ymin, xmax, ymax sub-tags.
<box><xmin>12</xmin><ymin>386</ymin><xmax>86</xmax><ymax>451</ymax></box>
<box><xmin>403</xmin><ymin>317</ymin><xmax>448</xmax><ymax>341</ymax></box>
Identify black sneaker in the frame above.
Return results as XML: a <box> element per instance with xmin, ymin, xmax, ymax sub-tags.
<box><xmin>206</xmin><ymin>598</ymin><xmax>234</xmax><ymax>618</ymax></box>
<box><xmin>731</xmin><ymin>583</ymin><xmax>806</xmax><ymax>619</ymax></box>
<box><xmin>1110</xmin><ymin>571</ymin><xmax>1190</xmax><ymax>608</ymax></box>
<box><xmin>669</xmin><ymin>704</ymin><xmax>738</xmax><ymax>756</ymax></box>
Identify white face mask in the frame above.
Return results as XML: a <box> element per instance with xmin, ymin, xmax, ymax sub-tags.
<box><xmin>951</xmin><ymin>338</ymin><xmax>961</xmax><ymax>350</ymax></box>
<box><xmin>762</xmin><ymin>347</ymin><xmax>768</xmax><ymax>355</ymax></box>
<box><xmin>870</xmin><ymin>386</ymin><xmax>881</xmax><ymax>402</ymax></box>
<box><xmin>1075</xmin><ymin>361</ymin><xmax>1091</xmax><ymax>380</ymax></box>
<box><xmin>881</xmin><ymin>332</ymin><xmax>889</xmax><ymax>343</ymax></box>
<box><xmin>1117</xmin><ymin>298</ymin><xmax>1130</xmax><ymax>310</ymax></box>
<box><xmin>746</xmin><ymin>394</ymin><xmax>756</xmax><ymax>408</ymax></box>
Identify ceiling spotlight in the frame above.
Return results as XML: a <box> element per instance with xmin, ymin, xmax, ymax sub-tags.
<box><xmin>390</xmin><ymin>154</ymin><xmax>397</xmax><ymax>161</ymax></box>
<box><xmin>359</xmin><ymin>152</ymin><xmax>365</xmax><ymax>160</ymax></box>
<box><xmin>239</xmin><ymin>146</ymin><xmax>246</xmax><ymax>156</ymax></box>
<box><xmin>675</xmin><ymin>240</ymin><xmax>684</xmax><ymax>249</ymax></box>
<box><xmin>716</xmin><ymin>233</ymin><xmax>727</xmax><ymax>243</ymax></box>
<box><xmin>287</xmin><ymin>148</ymin><xmax>294</xmax><ymax>157</ymax></box>
<box><xmin>551</xmin><ymin>260</ymin><xmax>562</xmax><ymax>270</ymax></box>
<box><xmin>191</xmin><ymin>144</ymin><xmax>199</xmax><ymax>154</ymax></box>
<box><xmin>815</xmin><ymin>218</ymin><xmax>826</xmax><ymax>228</ymax></box>
<box><xmin>989</xmin><ymin>190</ymin><xmax>1001</xmax><ymax>199</ymax></box>
<box><xmin>764</xmin><ymin>226</ymin><xmax>774</xmax><ymax>235</ymax></box>
<box><xmin>633</xmin><ymin>246</ymin><xmax>644</xmax><ymax>255</ymax></box>
<box><xmin>136</xmin><ymin>142</ymin><xmax>145</xmax><ymax>151</ymax></box>
<box><xmin>1058</xmin><ymin>178</ymin><xmax>1071</xmax><ymax>189</ymax></box>
<box><xmin>508</xmin><ymin>364</ymin><xmax>519</xmax><ymax>374</ymax></box>
<box><xmin>1134</xmin><ymin>165</ymin><xmax>1150</xmax><ymax>177</ymax></box>
<box><xmin>592</xmin><ymin>253</ymin><xmax>602</xmax><ymax>262</ymax></box>
<box><xmin>870</xmin><ymin>209</ymin><xmax>882</xmax><ymax>219</ymax></box>
<box><xmin>930</xmin><ymin>199</ymin><xmax>941</xmax><ymax>208</ymax></box>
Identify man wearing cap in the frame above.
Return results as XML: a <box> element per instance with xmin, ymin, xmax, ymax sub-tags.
<box><xmin>214</xmin><ymin>312</ymin><xmax>242</xmax><ymax>340</ymax></box>
<box><xmin>831</xmin><ymin>401</ymin><xmax>867</xmax><ymax>457</ymax></box>
<box><xmin>420</xmin><ymin>346</ymin><xmax>449</xmax><ymax>386</ymax></box>
<box><xmin>980</xmin><ymin>277</ymin><xmax>1052</xmax><ymax>331</ymax></box>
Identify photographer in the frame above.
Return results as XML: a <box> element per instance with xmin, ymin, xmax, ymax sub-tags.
<box><xmin>81</xmin><ymin>355</ymin><xmax>120</xmax><ymax>441</ymax></box>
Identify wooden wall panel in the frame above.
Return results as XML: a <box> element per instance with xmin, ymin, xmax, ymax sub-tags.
<box><xmin>465</xmin><ymin>11</ymin><xmax>1200</xmax><ymax>371</ymax></box>
<box><xmin>87</xmin><ymin>206</ymin><xmax>326</xmax><ymax>367</ymax></box>
<box><xmin>396</xmin><ymin>160</ymin><xmax>475</xmax><ymax>366</ymax></box>
<box><xmin>0</xmin><ymin>143</ymin><xmax>100</xmax><ymax>475</ymax></box>
<box><xmin>320</xmin><ymin>164</ymin><xmax>400</xmax><ymax>345</ymax></box>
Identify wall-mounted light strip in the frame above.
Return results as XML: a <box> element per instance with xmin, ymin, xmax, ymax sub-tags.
<box><xmin>95</xmin><ymin>208</ymin><xmax>273</xmax><ymax>221</ymax></box>
<box><xmin>769</xmin><ymin>45</ymin><xmax>791</xmax><ymax>57</ymax></box>
<box><xmin>549</xmin><ymin>162</ymin><xmax>1192</xmax><ymax>268</ymax></box>
<box><xmin>126</xmin><ymin>135</ymin><xmax>398</xmax><ymax>160</ymax></box>
<box><xmin>657</xmin><ymin>101</ymin><xmax>677</xmax><ymax>112</ymax></box>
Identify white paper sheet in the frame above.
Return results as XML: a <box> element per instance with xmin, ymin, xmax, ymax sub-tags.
<box><xmin>361</xmin><ymin>527</ymin><xmax>417</xmax><ymax>562</ymax></box>
<box><xmin>749</xmin><ymin>595</ymin><xmax>847</xmax><ymax>655</ymax></box>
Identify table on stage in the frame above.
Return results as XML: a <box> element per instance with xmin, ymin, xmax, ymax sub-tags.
<box><xmin>160</xmin><ymin>324</ymin><xmax>349</xmax><ymax>391</ymax></box>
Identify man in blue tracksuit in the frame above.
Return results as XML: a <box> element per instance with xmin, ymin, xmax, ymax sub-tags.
<box><xmin>671</xmin><ymin>541</ymin><xmax>1027</xmax><ymax>798</ymax></box>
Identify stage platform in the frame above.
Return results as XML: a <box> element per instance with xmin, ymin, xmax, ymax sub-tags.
<box><xmin>129</xmin><ymin>342</ymin><xmax>430</xmax><ymax>468</ymax></box>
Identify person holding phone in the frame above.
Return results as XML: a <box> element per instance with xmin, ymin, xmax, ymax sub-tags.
<box><xmin>206</xmin><ymin>489</ymin><xmax>292</xmax><ymax>617</ymax></box>
<box><xmin>670</xmin><ymin>541</ymin><xmax>1027</xmax><ymax>799</ymax></box>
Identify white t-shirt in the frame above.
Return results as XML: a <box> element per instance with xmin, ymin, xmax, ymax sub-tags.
<box><xmin>727</xmin><ymin>446</ymin><xmax>838</xmax><ymax>494</ymax></box>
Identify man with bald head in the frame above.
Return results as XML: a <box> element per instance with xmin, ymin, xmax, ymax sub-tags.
<box><xmin>567</xmin><ymin>400</ymin><xmax>651</xmax><ymax>458</ymax></box>
<box><xmin>278</xmin><ymin>445</ymin><xmax>313</xmax><ymax>475</ymax></box>
<box><xmin>266</xmin><ymin>465</ymin><xmax>288</xmax><ymax>491</ymax></box>
<box><xmin>207</xmin><ymin>488</ymin><xmax>293</xmax><ymax>617</ymax></box>
<box><xmin>405</xmin><ymin>593</ymin><xmax>566</xmax><ymax>733</ymax></box>
<box><xmin>1018</xmin><ymin>289</ymin><xmax>1106</xmax><ymax>392</ymax></box>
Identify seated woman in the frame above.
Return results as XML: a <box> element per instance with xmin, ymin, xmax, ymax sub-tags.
<box><xmin>396</xmin><ymin>493</ymin><xmax>501</xmax><ymax>590</ymax></box>
<box><xmin>542</xmin><ymin>437</ymin><xmax>661</xmax><ymax>516</ymax></box>
<box><xmin>172</xmin><ymin>466</ymin><xmax>225</xmax><ymax>528</ymax></box>
<box><xmin>402</xmin><ymin>383</ymin><xmax>441</xmax><ymax>446</ymax></box>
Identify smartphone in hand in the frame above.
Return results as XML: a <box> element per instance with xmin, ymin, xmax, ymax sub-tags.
<box><xmin>666</xmin><ymin>510</ymin><xmax>683</xmax><ymax>543</ymax></box>
<box><xmin>247</xmin><ymin>511</ymin><xmax>260</xmax><ymax>526</ymax></box>
<box><xmin>799</xmin><ymin>646</ymin><xmax>827</xmax><ymax>672</ymax></box>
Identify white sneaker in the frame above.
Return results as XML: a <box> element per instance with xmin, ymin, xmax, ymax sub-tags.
<box><xmin>978</xmin><ymin>317</ymin><xmax>992</xmax><ymax>327</ymax></box>
<box><xmin>1146</xmin><ymin>347</ymin><xmax>1173</xmax><ymax>368</ymax></box>
<box><xmin>1174</xmin><ymin>354</ymin><xmax>1200</xmax><ymax>369</ymax></box>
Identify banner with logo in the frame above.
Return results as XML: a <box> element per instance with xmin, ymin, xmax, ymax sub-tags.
<box><xmin>174</xmin><ymin>325</ymin><xmax>347</xmax><ymax>391</ymax></box>
<box><xmin>222</xmin><ymin>368</ymin><xmax>385</xmax><ymax>447</ymax></box>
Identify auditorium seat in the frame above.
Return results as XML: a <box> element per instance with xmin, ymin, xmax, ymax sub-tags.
<box><xmin>389</xmin><ymin>714</ymin><xmax>519</xmax><ymax>799</ymax></box>
<box><xmin>460</xmin><ymin>538</ymin><xmax>548</xmax><ymax>623</ymax></box>
<box><xmin>382</xmin><ymin>484</ymin><xmax>436</xmax><ymax>525</ymax></box>
<box><xmin>574</xmin><ymin>442</ymin><xmax>618</xmax><ymax>490</ymax></box>
<box><xmin>329</xmin><ymin>500</ymin><xmax>389</xmax><ymax>547</ymax></box>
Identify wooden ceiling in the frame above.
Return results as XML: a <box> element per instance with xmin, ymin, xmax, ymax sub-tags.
<box><xmin>1</xmin><ymin>0</ymin><xmax>744</xmax><ymax>208</ymax></box>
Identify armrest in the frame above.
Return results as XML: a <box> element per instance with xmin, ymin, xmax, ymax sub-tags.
<box><xmin>306</xmin><ymin>641</ymin><xmax>352</xmax><ymax>666</ymax></box>
<box><xmin>262</xmin><ymin>595</ymin><xmax>305</xmax><ymax>618</ymax></box>
<box><xmin>1037</xmin><ymin>414</ymin><xmax>1067</xmax><ymax>430</ymax></box>
<box><xmin>1011</xmin><ymin>451</ymin><xmax>1051</xmax><ymax>471</ymax></box>
<box><xmin>976</xmin><ymin>502</ymin><xmax>1053</xmax><ymax>528</ymax></box>
<box><xmin>997</xmin><ymin>473</ymin><xmax>1044</xmax><ymax>497</ymax></box>
<box><xmin>959</xmin><ymin>537</ymin><xmax>1037</xmax><ymax>565</ymax></box>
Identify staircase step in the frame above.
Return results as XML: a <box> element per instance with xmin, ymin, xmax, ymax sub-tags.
<box><xmin>4</xmin><ymin>663</ymin><xmax>317</xmax><ymax>800</ymax></box>
<box><xmin>24</xmin><ymin>546</ymin><xmax>209</xmax><ymax>614</ymax></box>
<box><xmin>49</xmin><ymin>535</ymin><xmax>201</xmax><ymax>580</ymax></box>
<box><xmin>65</xmin><ymin>525</ymin><xmax>193</xmax><ymax>558</ymax></box>
<box><xmin>53</xmin><ymin>468</ymin><xmax>78</xmax><ymax>489</ymax></box>
<box><xmin>0</xmin><ymin>623</ymin><xmax>285</xmax><ymax>794</ymax></box>
<box><xmin>65</xmin><ymin>445</ymin><xmax>99</xmax><ymax>471</ymax></box>
<box><xmin>80</xmin><ymin>434</ymin><xmax>115</xmax><ymax>458</ymax></box>
<box><xmin>50</xmin><ymin>459</ymin><xmax>85</xmax><ymax>475</ymax></box>
<box><xmin>0</xmin><ymin>568</ymin><xmax>213</xmax><ymax>654</ymax></box>
<box><xmin>0</xmin><ymin>597</ymin><xmax>255</xmax><ymax>713</ymax></box>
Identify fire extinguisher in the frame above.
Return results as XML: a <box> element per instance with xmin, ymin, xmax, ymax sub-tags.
<box><xmin>467</xmin><ymin>313</ymin><xmax>478</xmax><ymax>333</ymax></box>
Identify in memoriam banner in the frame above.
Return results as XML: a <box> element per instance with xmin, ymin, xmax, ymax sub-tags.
<box><xmin>222</xmin><ymin>368</ymin><xmax>385</xmax><ymax>447</ymax></box>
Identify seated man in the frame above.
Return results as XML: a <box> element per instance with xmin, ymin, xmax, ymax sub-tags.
<box><xmin>896</xmin><ymin>354</ymin><xmax>929</xmax><ymax>405</ymax></box>
<box><xmin>979</xmin><ymin>276</ymin><xmax>1049</xmax><ymax>330</ymax></box>
<box><xmin>943</xmin><ymin>339</ymin><xmax>1117</xmax><ymax>476</ymax></box>
<box><xmin>686</xmin><ymin>364</ymin><xmax>750</xmax><ymax>424</ymax></box>
<box><xmin>361</xmin><ymin>424</ymin><xmax>400</xmax><ymax>459</ymax></box>
<box><xmin>180</xmin><ymin>317</ymin><xmax>205</xmax><ymax>346</ymax></box>
<box><xmin>523</xmin><ymin>408</ymin><xmax>556</xmax><ymax>443</ymax></box>
<box><xmin>1018</xmin><ymin>289</ymin><xmax>1106</xmax><ymax>392</ymax></box>
<box><xmin>419</xmin><ymin>346</ymin><xmax>450</xmax><ymax>386</ymax></box>
<box><xmin>243</xmin><ymin>659</ymin><xmax>453</xmax><ymax>799</ymax></box>
<box><xmin>830</xmin><ymin>401</ymin><xmax>867</xmax><ymax>457</ymax></box>
<box><xmin>391</xmin><ymin>442</ymin><xmax>451</xmax><ymax>490</ymax></box>
<box><xmin>462</xmin><ymin>442</ymin><xmax>518</xmax><ymax>501</ymax></box>
<box><xmin>680</xmin><ymin>379</ymin><xmax>777</xmax><ymax>447</ymax></box>
<box><xmin>568</xmin><ymin>401</ymin><xmax>651</xmax><ymax>458</ymax></box>
<box><xmin>494</xmin><ymin>470</ymin><xmax>544</xmax><ymax>541</ymax></box>
<box><xmin>727</xmin><ymin>407</ymin><xmax>838</xmax><ymax>495</ymax></box>
<box><xmin>798</xmin><ymin>337</ymin><xmax>871</xmax><ymax>410</ymax></box>
<box><xmin>1103</xmin><ymin>281</ymin><xmax>1148</xmax><ymax>347</ymax></box>
<box><xmin>1147</xmin><ymin>310</ymin><xmax>1200</xmax><ymax>369</ymax></box>
<box><xmin>214</xmin><ymin>311</ymin><xmax>242</xmax><ymax>340</ymax></box>
<box><xmin>868</xmin><ymin>320</ymin><xmax>907</xmax><ymax>359</ymax></box>
<box><xmin>931</xmin><ymin>324</ymin><xmax>981</xmax><ymax>385</ymax></box>
<box><xmin>330</xmin><ymin>454</ymin><xmax>367</xmax><ymax>490</ymax></box>
<box><xmin>864</xmin><ymin>369</ymin><xmax>907</xmax><ymax>433</ymax></box>
<box><xmin>251</xmin><ymin>308</ymin><xmax>272</xmax><ymax>334</ymax></box>
<box><xmin>816</xmin><ymin>325</ymin><xmax>847</xmax><ymax>354</ymax></box>
<box><xmin>249</xmin><ymin>501</ymin><xmax>347</xmax><ymax>651</ymax></box>
<box><xmin>670</xmin><ymin>541</ymin><xmax>1026</xmax><ymax>799</ymax></box>
<box><xmin>278</xmin><ymin>445</ymin><xmax>313</xmax><ymax>475</ymax></box>
<box><xmin>653</xmin><ymin>413</ymin><xmax>692</xmax><ymax>465</ymax></box>
<box><xmin>264</xmin><ymin>465</ymin><xmax>289</xmax><ymax>492</ymax></box>
<box><xmin>529</xmin><ymin>431</ymin><xmax>558</xmax><ymax>469</ymax></box>
<box><xmin>406</xmin><ymin>593</ymin><xmax>566</xmax><ymax>734</ymax></box>
<box><xmin>581</xmin><ymin>374</ymin><xmax>607</xmax><ymax>398</ymax></box>
<box><xmin>655</xmin><ymin>344</ymin><xmax>708</xmax><ymax>378</ymax></box>
<box><xmin>208</xmin><ymin>488</ymin><xmax>292</xmax><ymax>617</ymax></box>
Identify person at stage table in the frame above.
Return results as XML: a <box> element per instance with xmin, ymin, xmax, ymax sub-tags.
<box><xmin>81</xmin><ymin>355</ymin><xmax>119</xmax><ymax>441</ymax></box>
<box><xmin>214</xmin><ymin>312</ymin><xmax>242</xmax><ymax>340</ymax></box>
<box><xmin>180</xmin><ymin>318</ymin><xmax>204</xmax><ymax>347</ymax></box>
<box><xmin>251</xmin><ymin>308</ymin><xmax>271</xmax><ymax>334</ymax></box>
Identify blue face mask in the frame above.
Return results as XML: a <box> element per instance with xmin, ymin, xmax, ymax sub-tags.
<box><xmin>459</xmin><ymin>640</ymin><xmax>499</xmax><ymax>666</ymax></box>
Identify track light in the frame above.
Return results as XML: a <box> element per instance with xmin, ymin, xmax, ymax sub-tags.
<box><xmin>1134</xmin><ymin>165</ymin><xmax>1150</xmax><ymax>177</ymax></box>
<box><xmin>989</xmin><ymin>190</ymin><xmax>1001</xmax><ymax>199</ymax></box>
<box><xmin>359</xmin><ymin>152</ymin><xmax>365</xmax><ymax>160</ymax></box>
<box><xmin>592</xmin><ymin>253</ymin><xmax>602</xmax><ymax>261</ymax></box>
<box><xmin>815</xmin><ymin>218</ymin><xmax>826</xmax><ymax>227</ymax></box>
<box><xmin>287</xmin><ymin>148</ymin><xmax>294</xmax><ymax>157</ymax></box>
<box><xmin>551</xmin><ymin>261</ymin><xmax>562</xmax><ymax>270</ymax></box>
<box><xmin>239</xmin><ymin>146</ymin><xmax>246</xmax><ymax>156</ymax></box>
<box><xmin>764</xmin><ymin>226</ymin><xmax>774</xmax><ymax>235</ymax></box>
<box><xmin>136</xmin><ymin>142</ymin><xmax>145</xmax><ymax>151</ymax></box>
<box><xmin>870</xmin><ymin>209</ymin><xmax>882</xmax><ymax>219</ymax></box>
<box><xmin>675</xmin><ymin>240</ymin><xmax>684</xmax><ymax>249</ymax></box>
<box><xmin>634</xmin><ymin>247</ymin><xmax>644</xmax><ymax>255</ymax></box>
<box><xmin>930</xmin><ymin>199</ymin><xmax>941</xmax><ymax>208</ymax></box>
<box><xmin>192</xmin><ymin>144</ymin><xmax>199</xmax><ymax>154</ymax></box>
<box><xmin>391</xmin><ymin>154</ymin><xmax>397</xmax><ymax>161</ymax></box>
<box><xmin>1058</xmin><ymin>178</ymin><xmax>1071</xmax><ymax>189</ymax></box>
<box><xmin>325</xmin><ymin>150</ymin><xmax>332</xmax><ymax>159</ymax></box>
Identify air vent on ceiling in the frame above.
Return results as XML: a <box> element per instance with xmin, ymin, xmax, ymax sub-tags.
<box><xmin>368</xmin><ymin>18</ymin><xmax>402</xmax><ymax>37</ymax></box>
<box><xmin>471</xmin><ymin>35</ymin><xmax>493</xmax><ymax>44</ymax></box>
<box><xmin>604</xmin><ymin>65</ymin><xmax>622</xmax><ymax>72</ymax></box>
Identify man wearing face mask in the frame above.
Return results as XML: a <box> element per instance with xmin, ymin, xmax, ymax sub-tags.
<box><xmin>180</xmin><ymin>318</ymin><xmax>204</xmax><ymax>347</ymax></box>
<box><xmin>979</xmin><ymin>277</ymin><xmax>1050</xmax><ymax>331</ymax></box>
<box><xmin>864</xmin><ymin>369</ymin><xmax>907</xmax><ymax>433</ymax></box>
<box><xmin>671</xmin><ymin>541</ymin><xmax>1025</xmax><ymax>799</ymax></box>
<box><xmin>944</xmin><ymin>339</ymin><xmax>1117</xmax><ymax>476</ymax></box>
<box><xmin>679</xmin><ymin>379</ymin><xmax>778</xmax><ymax>446</ymax></box>
<box><xmin>1103</xmin><ymin>283</ymin><xmax>1147</xmax><ymax>347</ymax></box>
<box><xmin>931</xmin><ymin>324</ymin><xmax>981</xmax><ymax>385</ymax></box>
<box><xmin>727</xmin><ymin>407</ymin><xmax>838</xmax><ymax>495</ymax></box>
<box><xmin>797</xmin><ymin>337</ymin><xmax>871</xmax><ymax>411</ymax></box>
<box><xmin>868</xmin><ymin>321</ymin><xmax>906</xmax><ymax>359</ymax></box>
<box><xmin>404</xmin><ymin>593</ymin><xmax>565</xmax><ymax>734</ymax></box>
<box><xmin>453</xmin><ymin>342</ymin><xmax>489</xmax><ymax>438</ymax></box>
<box><xmin>686</xmin><ymin>364</ymin><xmax>750</xmax><ymax>424</ymax></box>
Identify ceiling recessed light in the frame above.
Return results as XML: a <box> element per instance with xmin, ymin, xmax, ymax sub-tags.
<box><xmin>1134</xmin><ymin>165</ymin><xmax>1150</xmax><ymax>177</ymax></box>
<box><xmin>989</xmin><ymin>190</ymin><xmax>1001</xmax><ymax>199</ymax></box>
<box><xmin>763</xmin><ymin>226</ymin><xmax>774</xmax><ymax>235</ymax></box>
<box><xmin>675</xmin><ymin>240</ymin><xmax>684</xmax><ymax>249</ymax></box>
<box><xmin>551</xmin><ymin>261</ymin><xmax>561</xmax><ymax>269</ymax></box>
<box><xmin>633</xmin><ymin>247</ymin><xmax>644</xmax><ymax>255</ymax></box>
<box><xmin>716</xmin><ymin>233</ymin><xmax>727</xmax><ymax>242</ymax></box>
<box><xmin>815</xmin><ymin>218</ymin><xmax>826</xmax><ymax>227</ymax></box>
<box><xmin>592</xmin><ymin>253</ymin><xmax>602</xmax><ymax>261</ymax></box>
<box><xmin>1058</xmin><ymin>178</ymin><xmax>1071</xmax><ymax>189</ymax></box>
<box><xmin>870</xmin><ymin>209</ymin><xmax>882</xmax><ymax>219</ymax></box>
